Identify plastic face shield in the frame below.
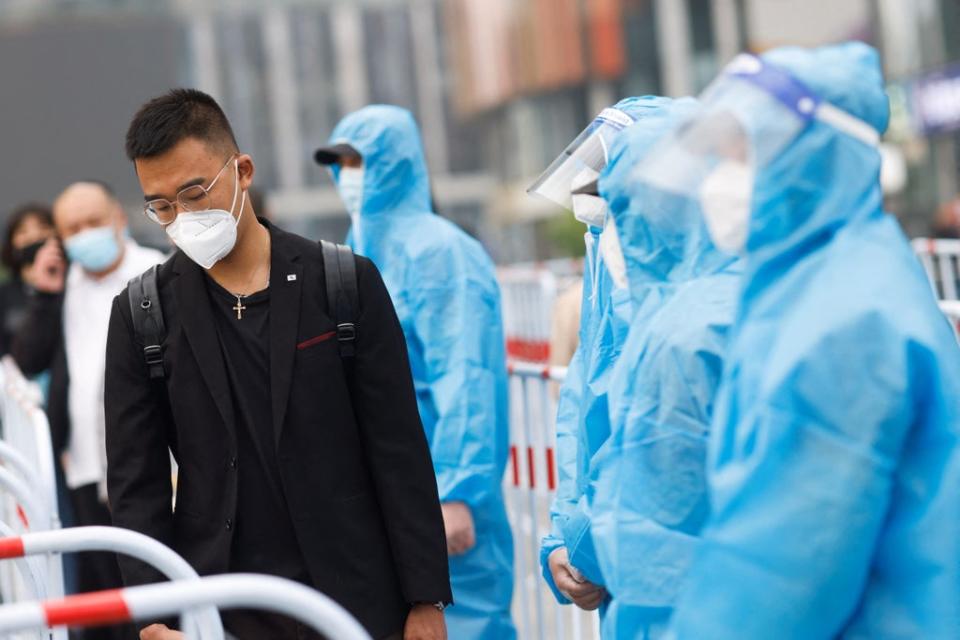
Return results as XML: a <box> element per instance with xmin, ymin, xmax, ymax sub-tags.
<box><xmin>528</xmin><ymin>107</ymin><xmax>636</xmax><ymax>212</ymax></box>
<box><xmin>632</xmin><ymin>54</ymin><xmax>880</xmax><ymax>201</ymax></box>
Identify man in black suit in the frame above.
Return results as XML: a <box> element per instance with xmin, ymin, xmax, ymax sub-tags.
<box><xmin>105</xmin><ymin>89</ymin><xmax>451</xmax><ymax>640</ymax></box>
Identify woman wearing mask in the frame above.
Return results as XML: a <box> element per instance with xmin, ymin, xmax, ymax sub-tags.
<box><xmin>0</xmin><ymin>203</ymin><xmax>57</xmax><ymax>356</ymax></box>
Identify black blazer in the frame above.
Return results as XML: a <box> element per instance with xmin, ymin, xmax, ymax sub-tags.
<box><xmin>105</xmin><ymin>222</ymin><xmax>451</xmax><ymax>638</ymax></box>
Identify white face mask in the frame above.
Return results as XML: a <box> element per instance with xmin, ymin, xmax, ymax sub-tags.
<box><xmin>338</xmin><ymin>167</ymin><xmax>365</xmax><ymax>253</ymax></box>
<box><xmin>166</xmin><ymin>160</ymin><xmax>246</xmax><ymax>270</ymax></box>
<box><xmin>699</xmin><ymin>160</ymin><xmax>754</xmax><ymax>253</ymax></box>
<box><xmin>570</xmin><ymin>167</ymin><xmax>607</xmax><ymax>228</ymax></box>
<box><xmin>599</xmin><ymin>217</ymin><xmax>627</xmax><ymax>290</ymax></box>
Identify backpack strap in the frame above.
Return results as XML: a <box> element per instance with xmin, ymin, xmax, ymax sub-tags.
<box><xmin>320</xmin><ymin>240</ymin><xmax>359</xmax><ymax>359</ymax></box>
<box><xmin>128</xmin><ymin>265</ymin><xmax>167</xmax><ymax>380</ymax></box>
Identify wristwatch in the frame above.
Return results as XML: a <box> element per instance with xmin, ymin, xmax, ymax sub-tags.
<box><xmin>413</xmin><ymin>601</ymin><xmax>448</xmax><ymax>612</ymax></box>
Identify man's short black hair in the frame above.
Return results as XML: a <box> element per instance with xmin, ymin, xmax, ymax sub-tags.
<box><xmin>125</xmin><ymin>88</ymin><xmax>239</xmax><ymax>161</ymax></box>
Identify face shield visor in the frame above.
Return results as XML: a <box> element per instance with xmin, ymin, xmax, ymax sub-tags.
<box><xmin>528</xmin><ymin>107</ymin><xmax>636</xmax><ymax>227</ymax></box>
<box><xmin>630</xmin><ymin>54</ymin><xmax>880</xmax><ymax>251</ymax></box>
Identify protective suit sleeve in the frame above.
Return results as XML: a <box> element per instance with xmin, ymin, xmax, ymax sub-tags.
<box><xmin>539</xmin><ymin>345</ymin><xmax>585</xmax><ymax>604</ymax></box>
<box><xmin>670</xmin><ymin>316</ymin><xmax>914</xmax><ymax>639</ymax></box>
<box><xmin>410</xmin><ymin>252</ymin><xmax>507</xmax><ymax>511</ymax></box>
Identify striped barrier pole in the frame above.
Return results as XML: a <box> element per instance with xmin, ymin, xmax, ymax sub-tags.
<box><xmin>0</xmin><ymin>527</ymin><xmax>223</xmax><ymax>640</ymax></box>
<box><xmin>0</xmin><ymin>574</ymin><xmax>371</xmax><ymax>640</ymax></box>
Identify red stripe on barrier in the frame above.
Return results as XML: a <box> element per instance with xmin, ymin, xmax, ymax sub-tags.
<box><xmin>527</xmin><ymin>446</ymin><xmax>536</xmax><ymax>489</ymax></box>
<box><xmin>16</xmin><ymin>505</ymin><xmax>28</xmax><ymax>529</ymax></box>
<box><xmin>0</xmin><ymin>537</ymin><xmax>25</xmax><ymax>558</ymax></box>
<box><xmin>545</xmin><ymin>447</ymin><xmax>556</xmax><ymax>491</ymax></box>
<box><xmin>510</xmin><ymin>446</ymin><xmax>520</xmax><ymax>487</ymax></box>
<box><xmin>45</xmin><ymin>590</ymin><xmax>131</xmax><ymax>627</ymax></box>
<box><xmin>506</xmin><ymin>339</ymin><xmax>551</xmax><ymax>363</ymax></box>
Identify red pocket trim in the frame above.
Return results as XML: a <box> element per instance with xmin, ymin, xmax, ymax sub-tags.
<box><xmin>297</xmin><ymin>331</ymin><xmax>337</xmax><ymax>350</ymax></box>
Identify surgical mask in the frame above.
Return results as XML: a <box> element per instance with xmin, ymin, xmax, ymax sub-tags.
<box><xmin>64</xmin><ymin>226</ymin><xmax>121</xmax><ymax>273</ymax></box>
<box><xmin>166</xmin><ymin>160</ymin><xmax>246</xmax><ymax>270</ymax></box>
<box><xmin>338</xmin><ymin>167</ymin><xmax>364</xmax><ymax>253</ymax></box>
<box><xmin>570</xmin><ymin>168</ymin><xmax>607</xmax><ymax>228</ymax></box>
<box><xmin>699</xmin><ymin>160</ymin><xmax>754</xmax><ymax>252</ymax></box>
<box><xmin>599</xmin><ymin>218</ymin><xmax>627</xmax><ymax>290</ymax></box>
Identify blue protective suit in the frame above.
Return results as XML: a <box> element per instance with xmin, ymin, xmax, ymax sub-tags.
<box><xmin>538</xmin><ymin>97</ymin><xmax>698</xmax><ymax>608</ymax></box>
<box><xmin>328</xmin><ymin>106</ymin><xmax>515</xmax><ymax>639</ymax></box>
<box><xmin>669</xmin><ymin>43</ymin><xmax>960</xmax><ymax>639</ymax></box>
<box><xmin>587</xmin><ymin>100</ymin><xmax>741</xmax><ymax>639</ymax></box>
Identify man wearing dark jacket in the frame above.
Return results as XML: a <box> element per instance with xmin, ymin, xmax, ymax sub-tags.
<box><xmin>106</xmin><ymin>88</ymin><xmax>450</xmax><ymax>640</ymax></box>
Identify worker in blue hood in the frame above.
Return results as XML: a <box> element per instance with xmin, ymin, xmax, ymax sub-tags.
<box><xmin>587</xmin><ymin>96</ymin><xmax>741</xmax><ymax>639</ymax></box>
<box><xmin>317</xmin><ymin>105</ymin><xmax>515</xmax><ymax>639</ymax></box>
<box><xmin>634</xmin><ymin>43</ymin><xmax>960</xmax><ymax>638</ymax></box>
<box><xmin>528</xmin><ymin>96</ymin><xmax>700</xmax><ymax>619</ymax></box>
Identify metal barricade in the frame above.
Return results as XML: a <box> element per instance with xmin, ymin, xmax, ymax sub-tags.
<box><xmin>506</xmin><ymin>362</ymin><xmax>600</xmax><ymax>640</ymax></box>
<box><xmin>0</xmin><ymin>357</ymin><xmax>65</xmax><ymax>639</ymax></box>
<box><xmin>0</xmin><ymin>574</ymin><xmax>370</xmax><ymax>640</ymax></box>
<box><xmin>499</xmin><ymin>259</ymin><xmax>582</xmax><ymax>364</ymax></box>
<box><xmin>0</xmin><ymin>527</ymin><xmax>223</xmax><ymax>639</ymax></box>
<box><xmin>912</xmin><ymin>238</ymin><xmax>960</xmax><ymax>301</ymax></box>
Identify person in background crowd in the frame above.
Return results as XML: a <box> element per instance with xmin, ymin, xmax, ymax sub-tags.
<box><xmin>659</xmin><ymin>43</ymin><xmax>960</xmax><ymax>639</ymax></box>
<box><xmin>588</xmin><ymin>97</ymin><xmax>740</xmax><ymax>638</ymax></box>
<box><xmin>108</xmin><ymin>89</ymin><xmax>450</xmax><ymax>640</ymax></box>
<box><xmin>318</xmin><ymin>105</ymin><xmax>515</xmax><ymax>640</ymax></box>
<box><xmin>0</xmin><ymin>203</ymin><xmax>56</xmax><ymax>356</ymax></box>
<box><xmin>933</xmin><ymin>197</ymin><xmax>960</xmax><ymax>238</ymax></box>
<box><xmin>12</xmin><ymin>181</ymin><xmax>164</xmax><ymax>640</ymax></box>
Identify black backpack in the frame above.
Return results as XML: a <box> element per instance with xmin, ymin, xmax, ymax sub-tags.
<box><xmin>128</xmin><ymin>240</ymin><xmax>358</xmax><ymax>380</ymax></box>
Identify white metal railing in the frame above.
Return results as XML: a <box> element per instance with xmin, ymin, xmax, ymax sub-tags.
<box><xmin>499</xmin><ymin>260</ymin><xmax>582</xmax><ymax>364</ymax></box>
<box><xmin>0</xmin><ymin>574</ymin><xmax>370</xmax><ymax>640</ymax></box>
<box><xmin>0</xmin><ymin>527</ymin><xmax>223</xmax><ymax>639</ymax></box>
<box><xmin>913</xmin><ymin>237</ymin><xmax>960</xmax><ymax>301</ymax></box>
<box><xmin>506</xmin><ymin>362</ymin><xmax>601</xmax><ymax>640</ymax></box>
<box><xmin>0</xmin><ymin>357</ymin><xmax>64</xmax><ymax>640</ymax></box>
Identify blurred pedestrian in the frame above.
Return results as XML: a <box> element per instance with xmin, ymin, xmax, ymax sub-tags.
<box><xmin>318</xmin><ymin>105</ymin><xmax>515</xmax><ymax>640</ymax></box>
<box><xmin>12</xmin><ymin>180</ymin><xmax>163</xmax><ymax>640</ymax></box>
<box><xmin>0</xmin><ymin>202</ymin><xmax>56</xmax><ymax>356</ymax></box>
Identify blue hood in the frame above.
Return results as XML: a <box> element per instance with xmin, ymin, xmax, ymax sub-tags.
<box><xmin>599</xmin><ymin>96</ymin><xmax>736</xmax><ymax>306</ymax></box>
<box><xmin>746</xmin><ymin>43</ymin><xmax>890</xmax><ymax>272</ymax></box>
<box><xmin>328</xmin><ymin>104</ymin><xmax>433</xmax><ymax>218</ymax></box>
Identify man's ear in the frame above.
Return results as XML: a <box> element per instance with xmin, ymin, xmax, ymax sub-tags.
<box><xmin>237</xmin><ymin>153</ymin><xmax>256</xmax><ymax>192</ymax></box>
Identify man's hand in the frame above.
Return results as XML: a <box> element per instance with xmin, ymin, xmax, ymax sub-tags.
<box><xmin>139</xmin><ymin>624</ymin><xmax>184</xmax><ymax>640</ymax></box>
<box><xmin>25</xmin><ymin>238</ymin><xmax>65</xmax><ymax>293</ymax></box>
<box><xmin>548</xmin><ymin>546</ymin><xmax>606</xmax><ymax>611</ymax></box>
<box><xmin>441</xmin><ymin>501</ymin><xmax>476</xmax><ymax>556</ymax></box>
<box><xmin>404</xmin><ymin>603</ymin><xmax>446</xmax><ymax>640</ymax></box>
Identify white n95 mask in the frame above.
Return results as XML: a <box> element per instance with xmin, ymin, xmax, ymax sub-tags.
<box><xmin>166</xmin><ymin>160</ymin><xmax>246</xmax><ymax>270</ymax></box>
<box><xmin>338</xmin><ymin>167</ymin><xmax>365</xmax><ymax>253</ymax></box>
<box><xmin>570</xmin><ymin>168</ymin><xmax>607</xmax><ymax>228</ymax></box>
<box><xmin>699</xmin><ymin>160</ymin><xmax>754</xmax><ymax>253</ymax></box>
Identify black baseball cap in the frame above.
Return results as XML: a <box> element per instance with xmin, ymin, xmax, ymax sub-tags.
<box><xmin>314</xmin><ymin>143</ymin><xmax>362</xmax><ymax>165</ymax></box>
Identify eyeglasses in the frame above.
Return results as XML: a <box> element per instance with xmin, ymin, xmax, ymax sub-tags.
<box><xmin>143</xmin><ymin>155</ymin><xmax>236</xmax><ymax>225</ymax></box>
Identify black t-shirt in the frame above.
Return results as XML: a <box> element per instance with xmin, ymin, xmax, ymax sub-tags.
<box><xmin>204</xmin><ymin>276</ymin><xmax>308</xmax><ymax>584</ymax></box>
